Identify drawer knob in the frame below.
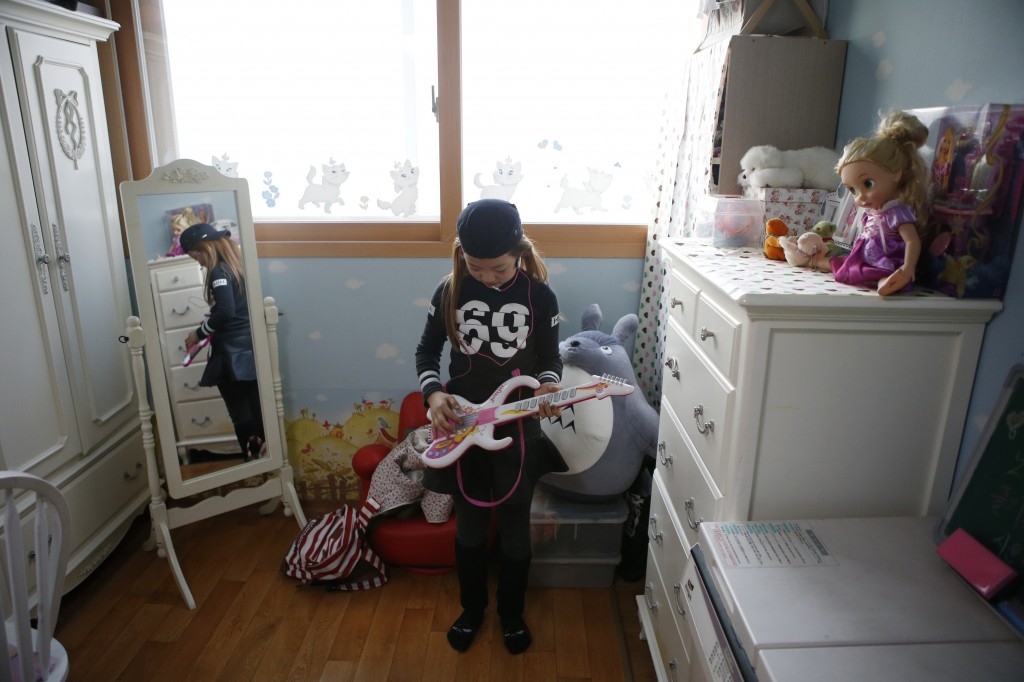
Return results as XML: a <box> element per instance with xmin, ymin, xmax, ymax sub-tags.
<box><xmin>664</xmin><ymin>357</ymin><xmax>680</xmax><ymax>380</ymax></box>
<box><xmin>191</xmin><ymin>416</ymin><xmax>212</xmax><ymax>427</ymax></box>
<box><xmin>699</xmin><ymin>326</ymin><xmax>715</xmax><ymax>341</ymax></box>
<box><xmin>672</xmin><ymin>583</ymin><xmax>687</xmax><ymax>617</ymax></box>
<box><xmin>670</xmin><ymin>297</ymin><xmax>683</xmax><ymax>310</ymax></box>
<box><xmin>648</xmin><ymin>515</ymin><xmax>663</xmax><ymax>544</ymax></box>
<box><xmin>172</xmin><ymin>275</ymin><xmax>181</xmax><ymax>282</ymax></box>
<box><xmin>668</xmin><ymin>658</ymin><xmax>679</xmax><ymax>681</ymax></box>
<box><xmin>684</xmin><ymin>497</ymin><xmax>703</xmax><ymax>531</ymax></box>
<box><xmin>171</xmin><ymin>305</ymin><xmax>191</xmax><ymax>316</ymax></box>
<box><xmin>183</xmin><ymin>381</ymin><xmax>201</xmax><ymax>391</ymax></box>
<box><xmin>122</xmin><ymin>461</ymin><xmax>143</xmax><ymax>481</ymax></box>
<box><xmin>643</xmin><ymin>583</ymin><xmax>659</xmax><ymax>612</ymax></box>
<box><xmin>693</xmin><ymin>404</ymin><xmax>714</xmax><ymax>435</ymax></box>
<box><xmin>657</xmin><ymin>441</ymin><xmax>673</xmax><ymax>466</ymax></box>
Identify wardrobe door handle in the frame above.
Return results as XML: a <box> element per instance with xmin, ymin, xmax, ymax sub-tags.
<box><xmin>31</xmin><ymin>224</ymin><xmax>52</xmax><ymax>294</ymax></box>
<box><xmin>52</xmin><ymin>223</ymin><xmax>70</xmax><ymax>292</ymax></box>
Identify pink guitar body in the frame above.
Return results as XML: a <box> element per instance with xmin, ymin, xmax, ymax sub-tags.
<box><xmin>421</xmin><ymin>373</ymin><xmax>634</xmax><ymax>469</ymax></box>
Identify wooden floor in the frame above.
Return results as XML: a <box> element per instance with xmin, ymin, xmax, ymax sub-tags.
<box><xmin>55</xmin><ymin>504</ymin><xmax>657</xmax><ymax>681</ymax></box>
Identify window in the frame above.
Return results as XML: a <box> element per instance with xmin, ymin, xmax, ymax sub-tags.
<box><xmin>122</xmin><ymin>1</ymin><xmax>696</xmax><ymax>257</ymax></box>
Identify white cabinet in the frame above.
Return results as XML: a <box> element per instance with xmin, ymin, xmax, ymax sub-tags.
<box><xmin>148</xmin><ymin>256</ymin><xmax>236</xmax><ymax>456</ymax></box>
<box><xmin>638</xmin><ymin>241</ymin><xmax>1001</xmax><ymax>680</ymax></box>
<box><xmin>0</xmin><ymin>0</ymin><xmax>146</xmax><ymax>591</ymax></box>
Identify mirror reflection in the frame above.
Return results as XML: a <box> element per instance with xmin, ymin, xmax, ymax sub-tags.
<box><xmin>121</xmin><ymin>162</ymin><xmax>283</xmax><ymax>497</ymax></box>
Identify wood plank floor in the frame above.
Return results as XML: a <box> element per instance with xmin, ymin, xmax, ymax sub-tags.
<box><xmin>55</xmin><ymin>504</ymin><xmax>657</xmax><ymax>681</ymax></box>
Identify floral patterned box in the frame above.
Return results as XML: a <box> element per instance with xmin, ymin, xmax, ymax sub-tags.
<box><xmin>757</xmin><ymin>187</ymin><xmax>830</xmax><ymax>237</ymax></box>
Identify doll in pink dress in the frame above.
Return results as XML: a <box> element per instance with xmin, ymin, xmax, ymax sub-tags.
<box><xmin>831</xmin><ymin>111</ymin><xmax>930</xmax><ymax>296</ymax></box>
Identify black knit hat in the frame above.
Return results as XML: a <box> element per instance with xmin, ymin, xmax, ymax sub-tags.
<box><xmin>456</xmin><ymin>199</ymin><xmax>523</xmax><ymax>258</ymax></box>
<box><xmin>179</xmin><ymin>222</ymin><xmax>229</xmax><ymax>253</ymax></box>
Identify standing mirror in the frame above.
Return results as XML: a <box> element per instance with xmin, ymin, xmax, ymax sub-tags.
<box><xmin>120</xmin><ymin>158</ymin><xmax>305</xmax><ymax>608</ymax></box>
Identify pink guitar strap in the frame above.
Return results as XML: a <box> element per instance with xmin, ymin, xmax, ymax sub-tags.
<box><xmin>456</xmin><ymin>369</ymin><xmax>526</xmax><ymax>508</ymax></box>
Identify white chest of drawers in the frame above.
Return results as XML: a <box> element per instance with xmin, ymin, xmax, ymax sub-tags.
<box><xmin>638</xmin><ymin>241</ymin><xmax>1001</xmax><ymax>681</ymax></box>
<box><xmin>148</xmin><ymin>256</ymin><xmax>236</xmax><ymax>456</ymax></box>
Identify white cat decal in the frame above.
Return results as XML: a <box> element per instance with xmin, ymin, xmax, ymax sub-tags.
<box><xmin>376</xmin><ymin>160</ymin><xmax>419</xmax><ymax>217</ymax></box>
<box><xmin>298</xmin><ymin>159</ymin><xmax>350</xmax><ymax>214</ymax></box>
<box><xmin>212</xmin><ymin>154</ymin><xmax>239</xmax><ymax>178</ymax></box>
<box><xmin>554</xmin><ymin>168</ymin><xmax>613</xmax><ymax>214</ymax></box>
<box><xmin>474</xmin><ymin>157</ymin><xmax>523</xmax><ymax>200</ymax></box>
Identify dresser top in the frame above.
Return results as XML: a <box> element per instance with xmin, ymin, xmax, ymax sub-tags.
<box><xmin>661</xmin><ymin>240</ymin><xmax>1003</xmax><ymax>315</ymax></box>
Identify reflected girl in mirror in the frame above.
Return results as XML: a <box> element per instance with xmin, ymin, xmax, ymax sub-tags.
<box><xmin>181</xmin><ymin>223</ymin><xmax>266</xmax><ymax>461</ymax></box>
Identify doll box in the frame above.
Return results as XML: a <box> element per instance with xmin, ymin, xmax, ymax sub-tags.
<box><xmin>695</xmin><ymin>194</ymin><xmax>763</xmax><ymax>247</ymax></box>
<box><xmin>910</xmin><ymin>103</ymin><xmax>1024</xmax><ymax>299</ymax></box>
<box><xmin>528</xmin><ymin>486</ymin><xmax>628</xmax><ymax>588</ymax></box>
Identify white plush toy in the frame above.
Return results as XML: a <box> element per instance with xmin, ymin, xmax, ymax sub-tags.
<box><xmin>738</xmin><ymin>145</ymin><xmax>841</xmax><ymax>195</ymax></box>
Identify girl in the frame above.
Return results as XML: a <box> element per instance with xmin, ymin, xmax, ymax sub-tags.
<box><xmin>831</xmin><ymin>110</ymin><xmax>930</xmax><ymax>296</ymax></box>
<box><xmin>181</xmin><ymin>223</ymin><xmax>265</xmax><ymax>461</ymax></box>
<box><xmin>415</xmin><ymin>199</ymin><xmax>567</xmax><ymax>655</ymax></box>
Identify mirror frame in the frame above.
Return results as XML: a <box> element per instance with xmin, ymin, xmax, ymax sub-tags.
<box><xmin>120</xmin><ymin>159</ymin><xmax>283</xmax><ymax>499</ymax></box>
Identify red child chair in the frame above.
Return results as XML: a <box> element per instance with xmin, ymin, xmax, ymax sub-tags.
<box><xmin>351</xmin><ymin>391</ymin><xmax>458</xmax><ymax>573</ymax></box>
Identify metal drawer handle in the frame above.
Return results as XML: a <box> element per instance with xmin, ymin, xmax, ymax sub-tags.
<box><xmin>693</xmin><ymin>404</ymin><xmax>714</xmax><ymax>435</ymax></box>
<box><xmin>171</xmin><ymin>305</ymin><xmax>191</xmax><ymax>316</ymax></box>
<box><xmin>668</xmin><ymin>658</ymin><xmax>679</xmax><ymax>681</ymax></box>
<box><xmin>648</xmin><ymin>515</ymin><xmax>663</xmax><ymax>544</ymax></box>
<box><xmin>657</xmin><ymin>441</ymin><xmax>672</xmax><ymax>466</ymax></box>
<box><xmin>672</xmin><ymin>583</ymin><xmax>687</xmax><ymax>617</ymax></box>
<box><xmin>183</xmin><ymin>381</ymin><xmax>201</xmax><ymax>390</ymax></box>
<box><xmin>123</xmin><ymin>461</ymin><xmax>143</xmax><ymax>481</ymax></box>
<box><xmin>699</xmin><ymin>326</ymin><xmax>715</xmax><ymax>341</ymax></box>
<box><xmin>643</xmin><ymin>583</ymin><xmax>659</xmax><ymax>612</ymax></box>
<box><xmin>191</xmin><ymin>416</ymin><xmax>212</xmax><ymax>427</ymax></box>
<box><xmin>684</xmin><ymin>497</ymin><xmax>703</xmax><ymax>531</ymax></box>
<box><xmin>172</xmin><ymin>275</ymin><xmax>181</xmax><ymax>283</ymax></box>
<box><xmin>670</xmin><ymin>297</ymin><xmax>683</xmax><ymax>310</ymax></box>
<box><xmin>664</xmin><ymin>357</ymin><xmax>680</xmax><ymax>380</ymax></box>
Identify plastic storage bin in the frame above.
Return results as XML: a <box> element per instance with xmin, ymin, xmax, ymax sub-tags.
<box><xmin>695</xmin><ymin>194</ymin><xmax>762</xmax><ymax>247</ymax></box>
<box><xmin>528</xmin><ymin>485</ymin><xmax>628</xmax><ymax>588</ymax></box>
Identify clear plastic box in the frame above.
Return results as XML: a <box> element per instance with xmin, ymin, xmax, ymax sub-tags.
<box><xmin>695</xmin><ymin>194</ymin><xmax>762</xmax><ymax>247</ymax></box>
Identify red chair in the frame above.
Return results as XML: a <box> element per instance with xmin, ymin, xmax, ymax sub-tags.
<box><xmin>352</xmin><ymin>392</ymin><xmax>458</xmax><ymax>573</ymax></box>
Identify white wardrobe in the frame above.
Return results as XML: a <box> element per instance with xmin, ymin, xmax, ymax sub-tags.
<box><xmin>0</xmin><ymin>0</ymin><xmax>146</xmax><ymax>591</ymax></box>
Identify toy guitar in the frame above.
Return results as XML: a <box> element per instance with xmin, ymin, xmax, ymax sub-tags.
<box><xmin>182</xmin><ymin>335</ymin><xmax>211</xmax><ymax>367</ymax></box>
<box><xmin>421</xmin><ymin>373</ymin><xmax>634</xmax><ymax>469</ymax></box>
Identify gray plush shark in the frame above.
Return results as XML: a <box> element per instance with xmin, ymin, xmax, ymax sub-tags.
<box><xmin>540</xmin><ymin>304</ymin><xmax>659</xmax><ymax>501</ymax></box>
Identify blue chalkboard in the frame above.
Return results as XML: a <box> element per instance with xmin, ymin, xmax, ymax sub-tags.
<box><xmin>939</xmin><ymin>365</ymin><xmax>1024</xmax><ymax>634</ymax></box>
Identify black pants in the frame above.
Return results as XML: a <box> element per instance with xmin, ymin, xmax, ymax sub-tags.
<box><xmin>454</xmin><ymin>489</ymin><xmax>533</xmax><ymax>560</ymax></box>
<box><xmin>217</xmin><ymin>380</ymin><xmax>264</xmax><ymax>453</ymax></box>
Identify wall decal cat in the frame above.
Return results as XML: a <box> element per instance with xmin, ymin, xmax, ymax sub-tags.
<box><xmin>298</xmin><ymin>159</ymin><xmax>350</xmax><ymax>214</ymax></box>
<box><xmin>376</xmin><ymin>160</ymin><xmax>419</xmax><ymax>217</ymax></box>
<box><xmin>474</xmin><ymin>157</ymin><xmax>523</xmax><ymax>200</ymax></box>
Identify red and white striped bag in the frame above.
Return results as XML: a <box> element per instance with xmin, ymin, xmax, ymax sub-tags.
<box><xmin>282</xmin><ymin>499</ymin><xmax>387</xmax><ymax>591</ymax></box>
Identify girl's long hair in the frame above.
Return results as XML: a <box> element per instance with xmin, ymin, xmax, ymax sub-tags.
<box><xmin>194</xmin><ymin>237</ymin><xmax>246</xmax><ymax>303</ymax></box>
<box><xmin>440</xmin><ymin>234</ymin><xmax>548</xmax><ymax>349</ymax></box>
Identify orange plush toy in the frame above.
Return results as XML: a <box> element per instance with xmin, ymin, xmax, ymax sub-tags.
<box><xmin>764</xmin><ymin>218</ymin><xmax>789</xmax><ymax>260</ymax></box>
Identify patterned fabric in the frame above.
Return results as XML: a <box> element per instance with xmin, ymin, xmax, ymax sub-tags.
<box><xmin>366</xmin><ymin>426</ymin><xmax>453</xmax><ymax>523</ymax></box>
<box><xmin>632</xmin><ymin>41</ymin><xmax>730</xmax><ymax>406</ymax></box>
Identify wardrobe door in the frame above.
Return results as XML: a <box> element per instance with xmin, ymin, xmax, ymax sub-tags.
<box><xmin>0</xmin><ymin>27</ymin><xmax>81</xmax><ymax>477</ymax></box>
<box><xmin>8</xmin><ymin>26</ymin><xmax>135</xmax><ymax>454</ymax></box>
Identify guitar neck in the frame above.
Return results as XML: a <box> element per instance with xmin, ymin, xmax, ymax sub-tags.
<box><xmin>485</xmin><ymin>378</ymin><xmax>626</xmax><ymax>427</ymax></box>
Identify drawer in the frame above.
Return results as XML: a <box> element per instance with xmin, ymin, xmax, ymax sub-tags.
<box><xmin>662</xmin><ymin>320</ymin><xmax>733</xmax><ymax>481</ymax></box>
<box><xmin>648</xmin><ymin>470</ymin><xmax>690</xmax><ymax>586</ymax></box>
<box><xmin>666</xmin><ymin>268</ymin><xmax>699</xmax><ymax>339</ymax></box>
<box><xmin>152</xmin><ymin>259</ymin><xmax>203</xmax><ymax>292</ymax></box>
<box><xmin>169</xmin><ymin>363</ymin><xmax>221</xmax><ymax>404</ymax></box>
<box><xmin>657</xmin><ymin>400</ymin><xmax>723</xmax><ymax>550</ymax></box>
<box><xmin>157</xmin><ymin>287</ymin><xmax>209</xmax><ymax>331</ymax></box>
<box><xmin>640</xmin><ymin>548</ymin><xmax>693</xmax><ymax>682</ymax></box>
<box><xmin>163</xmin><ymin>327</ymin><xmax>193</xmax><ymax>369</ymax></box>
<box><xmin>174</xmin><ymin>397</ymin><xmax>234</xmax><ymax>441</ymax></box>
<box><xmin>62</xmin><ymin>431</ymin><xmax>147</xmax><ymax>558</ymax></box>
<box><xmin>693</xmin><ymin>294</ymin><xmax>739</xmax><ymax>380</ymax></box>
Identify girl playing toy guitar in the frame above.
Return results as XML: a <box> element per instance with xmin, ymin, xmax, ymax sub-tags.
<box><xmin>414</xmin><ymin>199</ymin><xmax>566</xmax><ymax>656</ymax></box>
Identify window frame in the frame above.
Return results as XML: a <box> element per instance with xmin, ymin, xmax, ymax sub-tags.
<box><xmin>108</xmin><ymin>0</ymin><xmax>647</xmax><ymax>259</ymax></box>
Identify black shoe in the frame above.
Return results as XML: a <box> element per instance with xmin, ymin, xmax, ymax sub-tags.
<box><xmin>502</xmin><ymin>616</ymin><xmax>532</xmax><ymax>655</ymax></box>
<box><xmin>447</xmin><ymin>610</ymin><xmax>484</xmax><ymax>652</ymax></box>
<box><xmin>246</xmin><ymin>437</ymin><xmax>264</xmax><ymax>462</ymax></box>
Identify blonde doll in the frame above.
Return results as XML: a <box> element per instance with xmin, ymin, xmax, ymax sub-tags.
<box><xmin>831</xmin><ymin>111</ymin><xmax>930</xmax><ymax>296</ymax></box>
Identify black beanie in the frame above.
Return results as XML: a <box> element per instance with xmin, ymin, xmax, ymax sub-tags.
<box><xmin>179</xmin><ymin>222</ymin><xmax>229</xmax><ymax>253</ymax></box>
<box><xmin>456</xmin><ymin>199</ymin><xmax>523</xmax><ymax>258</ymax></box>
